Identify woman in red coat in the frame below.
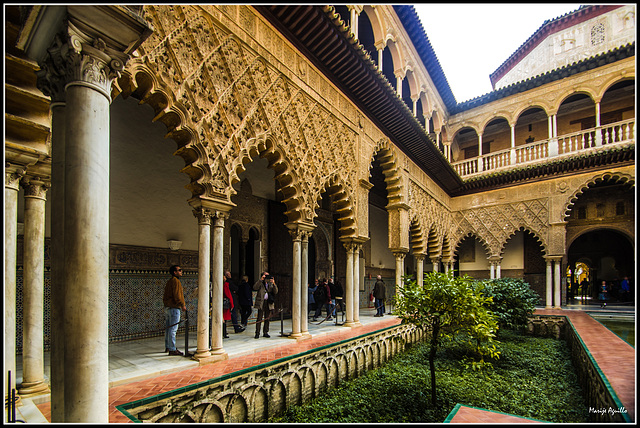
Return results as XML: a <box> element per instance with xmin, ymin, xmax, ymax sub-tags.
<box><xmin>223</xmin><ymin>277</ymin><xmax>234</xmax><ymax>338</ymax></box>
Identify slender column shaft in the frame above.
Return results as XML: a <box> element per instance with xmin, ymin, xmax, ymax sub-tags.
<box><xmin>416</xmin><ymin>255</ymin><xmax>424</xmax><ymax>286</ymax></box>
<box><xmin>353</xmin><ymin>246</ymin><xmax>361</xmax><ymax>325</ymax></box>
<box><xmin>301</xmin><ymin>234</ymin><xmax>309</xmax><ymax>335</ymax></box>
<box><xmin>194</xmin><ymin>210</ymin><xmax>211</xmax><ymax>359</ymax></box>
<box><xmin>210</xmin><ymin>214</ymin><xmax>226</xmax><ymax>354</ymax></box>
<box><xmin>63</xmin><ymin>84</ymin><xmax>110</xmax><ymax>422</ymax></box>
<box><xmin>554</xmin><ymin>259</ymin><xmax>562</xmax><ymax>308</ymax></box>
<box><xmin>344</xmin><ymin>243</ymin><xmax>355</xmax><ymax>326</ymax></box>
<box><xmin>19</xmin><ymin>179</ymin><xmax>50</xmax><ymax>395</ymax></box>
<box><xmin>290</xmin><ymin>233</ymin><xmax>302</xmax><ymax>338</ymax></box>
<box><xmin>49</xmin><ymin>103</ymin><xmax>66</xmax><ymax>421</ymax></box>
<box><xmin>4</xmin><ymin>168</ymin><xmax>22</xmax><ymax>405</ymax></box>
<box><xmin>546</xmin><ymin>260</ymin><xmax>553</xmax><ymax>308</ymax></box>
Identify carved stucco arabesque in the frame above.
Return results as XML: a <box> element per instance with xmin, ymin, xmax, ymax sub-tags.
<box><xmin>451</xmin><ymin>194</ymin><xmax>550</xmax><ymax>259</ymax></box>
<box><xmin>119</xmin><ymin>5</ymin><xmax>366</xmax><ymax>236</ymax></box>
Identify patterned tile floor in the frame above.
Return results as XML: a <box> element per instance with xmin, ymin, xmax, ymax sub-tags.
<box><xmin>15</xmin><ymin>305</ymin><xmax>635</xmax><ymax>423</ymax></box>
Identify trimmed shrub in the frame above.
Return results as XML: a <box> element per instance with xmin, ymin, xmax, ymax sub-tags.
<box><xmin>478</xmin><ymin>277</ymin><xmax>539</xmax><ymax>331</ymax></box>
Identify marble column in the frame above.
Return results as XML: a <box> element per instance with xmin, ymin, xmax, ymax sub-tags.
<box><xmin>415</xmin><ymin>254</ymin><xmax>425</xmax><ymax>286</ymax></box>
<box><xmin>21</xmin><ymin>5</ymin><xmax>152</xmax><ymax>422</ymax></box>
<box><xmin>210</xmin><ymin>213</ymin><xmax>228</xmax><ymax>357</ymax></box>
<box><xmin>61</xmin><ymin>51</ymin><xmax>119</xmax><ymax>422</ymax></box>
<box><xmin>300</xmin><ymin>232</ymin><xmax>310</xmax><ymax>337</ymax></box>
<box><xmin>193</xmin><ymin>208</ymin><xmax>212</xmax><ymax>360</ymax></box>
<box><xmin>4</xmin><ymin>166</ymin><xmax>24</xmax><ymax>405</ymax></box>
<box><xmin>48</xmin><ymin>101</ymin><xmax>66</xmax><ymax>421</ymax></box>
<box><xmin>19</xmin><ymin>177</ymin><xmax>50</xmax><ymax>396</ymax></box>
<box><xmin>554</xmin><ymin>258</ymin><xmax>562</xmax><ymax>308</ymax></box>
<box><xmin>545</xmin><ymin>258</ymin><xmax>553</xmax><ymax>308</ymax></box>
<box><xmin>394</xmin><ymin>251</ymin><xmax>406</xmax><ymax>313</ymax></box>
<box><xmin>430</xmin><ymin>257</ymin><xmax>440</xmax><ymax>272</ymax></box>
<box><xmin>352</xmin><ymin>244</ymin><xmax>361</xmax><ymax>326</ymax></box>
<box><xmin>288</xmin><ymin>226</ymin><xmax>303</xmax><ymax>339</ymax></box>
<box><xmin>344</xmin><ymin>242</ymin><xmax>356</xmax><ymax>327</ymax></box>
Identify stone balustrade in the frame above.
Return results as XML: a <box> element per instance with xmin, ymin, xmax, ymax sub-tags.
<box><xmin>453</xmin><ymin>118</ymin><xmax>635</xmax><ymax>178</ymax></box>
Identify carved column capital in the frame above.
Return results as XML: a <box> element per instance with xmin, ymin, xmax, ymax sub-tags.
<box><xmin>28</xmin><ymin>7</ymin><xmax>152</xmax><ymax>104</ymax></box>
<box><xmin>5</xmin><ymin>164</ymin><xmax>27</xmax><ymax>191</ymax></box>
<box><xmin>393</xmin><ymin>250</ymin><xmax>407</xmax><ymax>260</ymax></box>
<box><xmin>212</xmin><ymin>211</ymin><xmax>229</xmax><ymax>228</ymax></box>
<box><xmin>192</xmin><ymin>207</ymin><xmax>214</xmax><ymax>225</ymax></box>
<box><xmin>20</xmin><ymin>176</ymin><xmax>50</xmax><ymax>200</ymax></box>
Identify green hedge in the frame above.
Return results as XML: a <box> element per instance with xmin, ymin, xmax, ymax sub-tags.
<box><xmin>273</xmin><ymin>329</ymin><xmax>588</xmax><ymax>423</ymax></box>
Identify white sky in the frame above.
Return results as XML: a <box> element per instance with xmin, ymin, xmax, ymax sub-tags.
<box><xmin>414</xmin><ymin>4</ymin><xmax>584</xmax><ymax>102</ymax></box>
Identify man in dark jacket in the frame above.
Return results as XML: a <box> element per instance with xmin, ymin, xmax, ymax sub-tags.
<box><xmin>238</xmin><ymin>275</ymin><xmax>253</xmax><ymax>327</ymax></box>
<box><xmin>373</xmin><ymin>275</ymin><xmax>386</xmax><ymax>317</ymax></box>
<box><xmin>253</xmin><ymin>272</ymin><xmax>278</xmax><ymax>338</ymax></box>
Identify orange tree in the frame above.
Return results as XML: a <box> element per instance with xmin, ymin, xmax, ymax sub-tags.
<box><xmin>394</xmin><ymin>272</ymin><xmax>500</xmax><ymax>407</ymax></box>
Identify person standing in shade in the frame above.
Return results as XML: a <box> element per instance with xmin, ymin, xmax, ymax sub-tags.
<box><xmin>222</xmin><ymin>273</ymin><xmax>234</xmax><ymax>338</ymax></box>
<box><xmin>238</xmin><ymin>275</ymin><xmax>253</xmax><ymax>327</ymax></box>
<box><xmin>308</xmin><ymin>280</ymin><xmax>318</xmax><ymax>316</ymax></box>
<box><xmin>373</xmin><ymin>275</ymin><xmax>386</xmax><ymax>317</ymax></box>
<box><xmin>163</xmin><ymin>265</ymin><xmax>186</xmax><ymax>355</ymax></box>
<box><xmin>599</xmin><ymin>280</ymin><xmax>608</xmax><ymax>308</ymax></box>
<box><xmin>225</xmin><ymin>270</ymin><xmax>244</xmax><ymax>333</ymax></box>
<box><xmin>333</xmin><ymin>279</ymin><xmax>344</xmax><ymax>318</ymax></box>
<box><xmin>253</xmin><ymin>273</ymin><xmax>278</xmax><ymax>338</ymax></box>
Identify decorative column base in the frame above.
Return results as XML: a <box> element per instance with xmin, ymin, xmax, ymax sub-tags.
<box><xmin>342</xmin><ymin>321</ymin><xmax>361</xmax><ymax>328</ymax></box>
<box><xmin>196</xmin><ymin>352</ymin><xmax>228</xmax><ymax>366</ymax></box>
<box><xmin>191</xmin><ymin>350</ymin><xmax>212</xmax><ymax>361</ymax></box>
<box><xmin>288</xmin><ymin>332</ymin><xmax>312</xmax><ymax>341</ymax></box>
<box><xmin>18</xmin><ymin>381</ymin><xmax>50</xmax><ymax>397</ymax></box>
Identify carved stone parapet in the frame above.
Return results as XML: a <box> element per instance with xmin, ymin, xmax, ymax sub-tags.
<box><xmin>20</xmin><ymin>177</ymin><xmax>50</xmax><ymax>200</ymax></box>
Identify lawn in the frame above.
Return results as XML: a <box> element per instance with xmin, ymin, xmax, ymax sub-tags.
<box><xmin>272</xmin><ymin>329</ymin><xmax>588</xmax><ymax>423</ymax></box>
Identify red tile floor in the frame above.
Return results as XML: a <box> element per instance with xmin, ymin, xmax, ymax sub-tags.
<box><xmin>35</xmin><ymin>307</ymin><xmax>634</xmax><ymax>423</ymax></box>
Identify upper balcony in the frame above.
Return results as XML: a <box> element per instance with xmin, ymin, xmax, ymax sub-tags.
<box><xmin>449</xmin><ymin>79</ymin><xmax>635</xmax><ymax>179</ymax></box>
<box><xmin>452</xmin><ymin>118</ymin><xmax>635</xmax><ymax>178</ymax></box>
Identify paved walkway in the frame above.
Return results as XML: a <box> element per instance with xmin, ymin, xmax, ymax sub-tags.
<box><xmin>16</xmin><ymin>305</ymin><xmax>635</xmax><ymax>423</ymax></box>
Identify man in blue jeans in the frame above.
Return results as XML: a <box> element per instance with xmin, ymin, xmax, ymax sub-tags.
<box><xmin>163</xmin><ymin>265</ymin><xmax>186</xmax><ymax>355</ymax></box>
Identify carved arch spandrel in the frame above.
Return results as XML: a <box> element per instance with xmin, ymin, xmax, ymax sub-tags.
<box><xmin>371</xmin><ymin>139</ymin><xmax>403</xmax><ymax>206</ymax></box>
<box><xmin>562</xmin><ymin>171</ymin><xmax>635</xmax><ymax>220</ymax></box>
<box><xmin>450</xmin><ymin>199</ymin><xmax>550</xmax><ymax>257</ymax></box>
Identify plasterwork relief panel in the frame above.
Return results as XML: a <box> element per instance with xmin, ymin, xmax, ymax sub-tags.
<box><xmin>130</xmin><ymin>5</ymin><xmax>365</xmax><ymax>234</ymax></box>
<box><xmin>451</xmin><ymin>198</ymin><xmax>550</xmax><ymax>257</ymax></box>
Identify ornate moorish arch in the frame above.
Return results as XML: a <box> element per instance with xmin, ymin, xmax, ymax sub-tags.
<box><xmin>120</xmin><ymin>5</ymin><xmax>362</xmax><ymax>225</ymax></box>
<box><xmin>452</xmin><ymin>232</ymin><xmax>492</xmax><ymax>261</ymax></box>
<box><xmin>408</xmin><ymin>215</ymin><xmax>428</xmax><ymax>255</ymax></box>
<box><xmin>562</xmin><ymin>171</ymin><xmax>635</xmax><ymax>220</ymax></box>
<box><xmin>316</xmin><ymin>173</ymin><xmax>358</xmax><ymax>238</ymax></box>
<box><xmin>499</xmin><ymin>226</ymin><xmax>548</xmax><ymax>257</ymax></box>
<box><xmin>370</xmin><ymin>138</ymin><xmax>404</xmax><ymax>207</ymax></box>
<box><xmin>450</xmin><ymin>198</ymin><xmax>549</xmax><ymax>257</ymax></box>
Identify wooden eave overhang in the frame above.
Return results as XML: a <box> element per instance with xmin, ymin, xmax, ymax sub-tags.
<box><xmin>255</xmin><ymin>5</ymin><xmax>465</xmax><ymax>194</ymax></box>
